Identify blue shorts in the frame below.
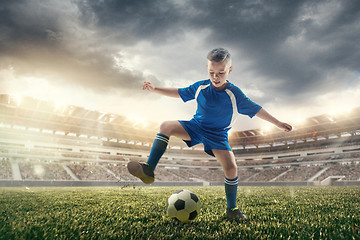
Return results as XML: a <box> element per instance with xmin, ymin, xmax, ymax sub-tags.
<box><xmin>178</xmin><ymin>119</ymin><xmax>232</xmax><ymax>157</ymax></box>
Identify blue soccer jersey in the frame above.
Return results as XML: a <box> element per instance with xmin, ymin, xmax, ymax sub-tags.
<box><xmin>178</xmin><ymin>79</ymin><xmax>262</xmax><ymax>133</ymax></box>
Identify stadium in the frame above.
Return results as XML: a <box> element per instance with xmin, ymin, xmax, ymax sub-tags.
<box><xmin>1</xmin><ymin>94</ymin><xmax>359</xmax><ymax>239</ymax></box>
<box><xmin>1</xmin><ymin>94</ymin><xmax>359</xmax><ymax>187</ymax></box>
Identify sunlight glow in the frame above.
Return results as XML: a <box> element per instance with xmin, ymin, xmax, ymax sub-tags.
<box><xmin>13</xmin><ymin>95</ymin><xmax>22</xmax><ymax>106</ymax></box>
<box><xmin>260</xmin><ymin>123</ymin><xmax>274</xmax><ymax>135</ymax></box>
<box><xmin>126</xmin><ymin>116</ymin><xmax>148</xmax><ymax>129</ymax></box>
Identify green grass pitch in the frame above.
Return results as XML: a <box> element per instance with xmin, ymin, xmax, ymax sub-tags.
<box><xmin>1</xmin><ymin>186</ymin><xmax>359</xmax><ymax>239</ymax></box>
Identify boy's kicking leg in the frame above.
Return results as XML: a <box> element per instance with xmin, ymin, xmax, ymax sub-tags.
<box><xmin>127</xmin><ymin>121</ymin><xmax>190</xmax><ymax>184</ymax></box>
<box><xmin>212</xmin><ymin>149</ymin><xmax>248</xmax><ymax>221</ymax></box>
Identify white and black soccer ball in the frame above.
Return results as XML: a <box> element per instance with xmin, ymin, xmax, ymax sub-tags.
<box><xmin>166</xmin><ymin>189</ymin><xmax>201</xmax><ymax>223</ymax></box>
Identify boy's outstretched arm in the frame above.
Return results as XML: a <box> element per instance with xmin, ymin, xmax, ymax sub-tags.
<box><xmin>142</xmin><ymin>81</ymin><xmax>180</xmax><ymax>98</ymax></box>
<box><xmin>255</xmin><ymin>108</ymin><xmax>292</xmax><ymax>132</ymax></box>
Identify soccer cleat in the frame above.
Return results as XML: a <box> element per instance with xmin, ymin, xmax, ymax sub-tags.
<box><xmin>127</xmin><ymin>161</ymin><xmax>155</xmax><ymax>184</ymax></box>
<box><xmin>226</xmin><ymin>207</ymin><xmax>249</xmax><ymax>221</ymax></box>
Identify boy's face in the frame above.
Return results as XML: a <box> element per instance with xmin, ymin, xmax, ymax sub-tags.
<box><xmin>207</xmin><ymin>60</ymin><xmax>233</xmax><ymax>90</ymax></box>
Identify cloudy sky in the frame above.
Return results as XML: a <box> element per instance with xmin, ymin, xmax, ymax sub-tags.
<box><xmin>1</xmin><ymin>0</ymin><xmax>360</xmax><ymax>131</ymax></box>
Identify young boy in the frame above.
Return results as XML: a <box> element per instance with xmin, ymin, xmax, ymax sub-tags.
<box><xmin>128</xmin><ymin>48</ymin><xmax>292</xmax><ymax>220</ymax></box>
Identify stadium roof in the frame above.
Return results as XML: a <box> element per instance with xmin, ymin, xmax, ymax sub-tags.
<box><xmin>0</xmin><ymin>94</ymin><xmax>159</xmax><ymax>142</ymax></box>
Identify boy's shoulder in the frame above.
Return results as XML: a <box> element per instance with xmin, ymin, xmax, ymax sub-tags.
<box><xmin>226</xmin><ymin>81</ymin><xmax>247</xmax><ymax>98</ymax></box>
<box><xmin>227</xmin><ymin>81</ymin><xmax>243</xmax><ymax>92</ymax></box>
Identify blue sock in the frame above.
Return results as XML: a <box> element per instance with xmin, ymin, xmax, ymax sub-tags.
<box><xmin>146</xmin><ymin>133</ymin><xmax>169</xmax><ymax>171</ymax></box>
<box><xmin>225</xmin><ymin>176</ymin><xmax>238</xmax><ymax>210</ymax></box>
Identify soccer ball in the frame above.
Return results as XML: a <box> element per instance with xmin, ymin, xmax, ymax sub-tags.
<box><xmin>166</xmin><ymin>189</ymin><xmax>201</xmax><ymax>223</ymax></box>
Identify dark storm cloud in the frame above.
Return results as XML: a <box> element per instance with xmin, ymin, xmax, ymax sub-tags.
<box><xmin>0</xmin><ymin>0</ymin><xmax>59</xmax><ymax>53</ymax></box>
<box><xmin>0</xmin><ymin>0</ymin><xmax>158</xmax><ymax>94</ymax></box>
<box><xmin>185</xmin><ymin>0</ymin><xmax>360</xmax><ymax>98</ymax></box>
<box><xmin>1</xmin><ymin>0</ymin><xmax>359</xmax><ymax>99</ymax></box>
<box><xmin>77</xmin><ymin>0</ymin><xmax>188</xmax><ymax>45</ymax></box>
<box><xmin>80</xmin><ymin>0</ymin><xmax>360</xmax><ymax>99</ymax></box>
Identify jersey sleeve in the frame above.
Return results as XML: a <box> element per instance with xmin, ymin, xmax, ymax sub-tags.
<box><xmin>235</xmin><ymin>88</ymin><xmax>262</xmax><ymax>118</ymax></box>
<box><xmin>178</xmin><ymin>80</ymin><xmax>207</xmax><ymax>103</ymax></box>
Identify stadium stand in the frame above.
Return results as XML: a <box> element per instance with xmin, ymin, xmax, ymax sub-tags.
<box><xmin>0</xmin><ymin>94</ymin><xmax>359</xmax><ymax>186</ymax></box>
<box><xmin>0</xmin><ymin>158</ymin><xmax>12</xmax><ymax>179</ymax></box>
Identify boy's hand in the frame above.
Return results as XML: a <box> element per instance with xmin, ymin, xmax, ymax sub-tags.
<box><xmin>278</xmin><ymin>122</ymin><xmax>293</xmax><ymax>132</ymax></box>
<box><xmin>143</xmin><ymin>81</ymin><xmax>155</xmax><ymax>92</ymax></box>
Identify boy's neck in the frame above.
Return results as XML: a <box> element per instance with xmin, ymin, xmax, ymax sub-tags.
<box><xmin>212</xmin><ymin>80</ymin><xmax>229</xmax><ymax>91</ymax></box>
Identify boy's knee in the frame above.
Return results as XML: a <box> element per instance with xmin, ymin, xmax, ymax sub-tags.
<box><xmin>159</xmin><ymin>121</ymin><xmax>174</xmax><ymax>136</ymax></box>
<box><xmin>228</xmin><ymin>164</ymin><xmax>237</xmax><ymax>172</ymax></box>
<box><xmin>224</xmin><ymin>164</ymin><xmax>237</xmax><ymax>179</ymax></box>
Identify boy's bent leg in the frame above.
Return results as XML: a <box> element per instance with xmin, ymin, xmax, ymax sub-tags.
<box><xmin>127</xmin><ymin>121</ymin><xmax>190</xmax><ymax>184</ymax></box>
<box><xmin>146</xmin><ymin>121</ymin><xmax>190</xmax><ymax>170</ymax></box>
<box><xmin>146</xmin><ymin>133</ymin><xmax>169</xmax><ymax>170</ymax></box>
<box><xmin>127</xmin><ymin>133</ymin><xmax>167</xmax><ymax>184</ymax></box>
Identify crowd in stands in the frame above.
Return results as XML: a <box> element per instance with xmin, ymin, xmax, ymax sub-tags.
<box><xmin>17</xmin><ymin>160</ymin><xmax>72</xmax><ymax>180</ymax></box>
<box><xmin>238</xmin><ymin>169</ymin><xmax>261</xmax><ymax>181</ymax></box>
<box><xmin>156</xmin><ymin>167</ymin><xmax>190</xmax><ymax>182</ymax></box>
<box><xmin>42</xmin><ymin>163</ymin><xmax>73</xmax><ymax>180</ymax></box>
<box><xmin>0</xmin><ymin>158</ymin><xmax>12</xmax><ymax>179</ymax></box>
<box><xmin>1</xmin><ymin>151</ymin><xmax>359</xmax><ymax>183</ymax></box>
<box><xmin>67</xmin><ymin>162</ymin><xmax>116</xmax><ymax>181</ymax></box>
<box><xmin>62</xmin><ymin>153</ymin><xmax>97</xmax><ymax>160</ymax></box>
<box><xmin>275</xmin><ymin>166</ymin><xmax>323</xmax><ymax>182</ymax></box>
<box><xmin>184</xmin><ymin>168</ymin><xmax>224</xmax><ymax>182</ymax></box>
<box><xmin>315</xmin><ymin>162</ymin><xmax>360</xmax><ymax>181</ymax></box>
<box><xmin>247</xmin><ymin>167</ymin><xmax>288</xmax><ymax>182</ymax></box>
<box><xmin>104</xmin><ymin>162</ymin><xmax>138</xmax><ymax>181</ymax></box>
